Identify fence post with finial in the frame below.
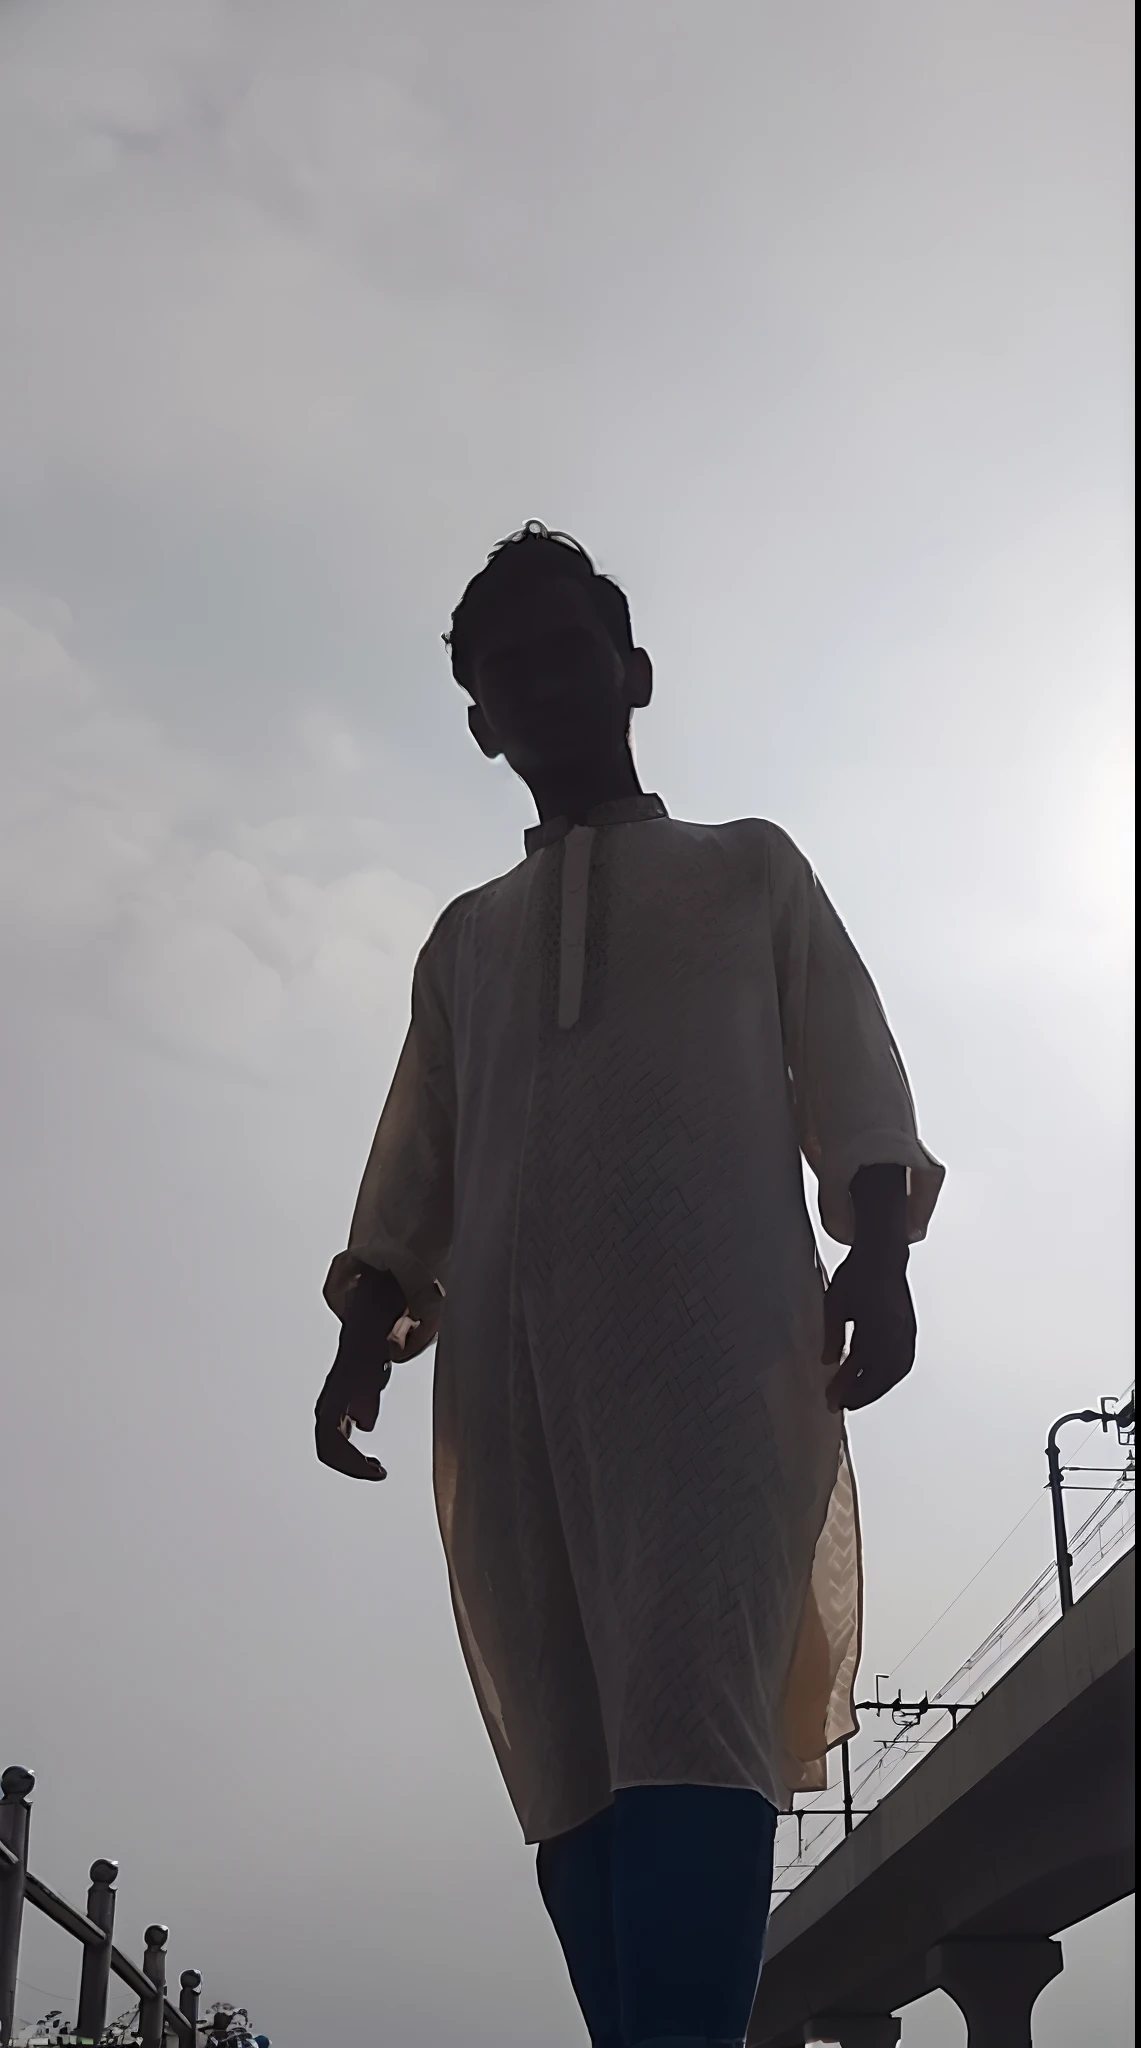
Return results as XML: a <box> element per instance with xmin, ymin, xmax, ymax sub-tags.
<box><xmin>75</xmin><ymin>1858</ymin><xmax>118</xmax><ymax>2045</ymax></box>
<box><xmin>139</xmin><ymin>1923</ymin><xmax>169</xmax><ymax>2047</ymax></box>
<box><xmin>0</xmin><ymin>1766</ymin><xmax>35</xmax><ymax>2048</ymax></box>
<box><xmin>179</xmin><ymin>1967</ymin><xmax>202</xmax><ymax>2043</ymax></box>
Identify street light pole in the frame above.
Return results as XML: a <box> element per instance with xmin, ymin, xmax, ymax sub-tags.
<box><xmin>1045</xmin><ymin>1412</ymin><xmax>1097</xmax><ymax>1612</ymax></box>
<box><xmin>1045</xmin><ymin>1397</ymin><xmax>1134</xmax><ymax>1612</ymax></box>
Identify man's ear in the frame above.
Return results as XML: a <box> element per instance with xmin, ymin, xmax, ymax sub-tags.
<box><xmin>624</xmin><ymin>647</ymin><xmax>653</xmax><ymax>711</ymax></box>
<box><xmin>467</xmin><ymin>702</ymin><xmax>503</xmax><ymax>759</ymax></box>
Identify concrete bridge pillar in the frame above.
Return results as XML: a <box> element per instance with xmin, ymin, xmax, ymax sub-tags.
<box><xmin>928</xmin><ymin>1938</ymin><xmax>1063</xmax><ymax>2047</ymax></box>
<box><xmin>804</xmin><ymin>2018</ymin><xmax>902</xmax><ymax>2046</ymax></box>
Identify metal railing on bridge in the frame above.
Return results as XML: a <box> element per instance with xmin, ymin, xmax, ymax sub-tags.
<box><xmin>774</xmin><ymin>1387</ymin><xmax>1135</xmax><ymax>1898</ymax></box>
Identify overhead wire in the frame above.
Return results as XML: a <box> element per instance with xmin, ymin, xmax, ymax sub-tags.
<box><xmin>887</xmin><ymin>1375</ymin><xmax>1135</xmax><ymax>1686</ymax></box>
<box><xmin>775</xmin><ymin>1383</ymin><xmax>1135</xmax><ymax>1891</ymax></box>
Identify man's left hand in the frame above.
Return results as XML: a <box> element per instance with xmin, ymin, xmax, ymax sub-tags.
<box><xmin>823</xmin><ymin>1251</ymin><xmax>917</xmax><ymax>1413</ymax></box>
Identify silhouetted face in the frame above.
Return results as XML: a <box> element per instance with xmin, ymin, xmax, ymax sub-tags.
<box><xmin>466</xmin><ymin>574</ymin><xmax>633</xmax><ymax>776</ymax></box>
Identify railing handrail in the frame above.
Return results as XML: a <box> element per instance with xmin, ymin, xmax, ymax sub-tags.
<box><xmin>24</xmin><ymin>1876</ymin><xmax>106</xmax><ymax>1953</ymax></box>
<box><xmin>0</xmin><ymin>1767</ymin><xmax>200</xmax><ymax>2047</ymax></box>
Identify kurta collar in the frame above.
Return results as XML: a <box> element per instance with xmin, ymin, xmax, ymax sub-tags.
<box><xmin>524</xmin><ymin>792</ymin><xmax>668</xmax><ymax>856</ymax></box>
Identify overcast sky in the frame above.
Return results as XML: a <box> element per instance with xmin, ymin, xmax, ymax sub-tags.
<box><xmin>0</xmin><ymin>4</ymin><xmax>1133</xmax><ymax>2043</ymax></box>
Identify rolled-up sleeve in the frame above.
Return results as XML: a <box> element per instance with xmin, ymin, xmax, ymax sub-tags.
<box><xmin>324</xmin><ymin>938</ymin><xmax>455</xmax><ymax>1323</ymax></box>
<box><xmin>767</xmin><ymin>824</ymin><xmax>944</xmax><ymax>1245</ymax></box>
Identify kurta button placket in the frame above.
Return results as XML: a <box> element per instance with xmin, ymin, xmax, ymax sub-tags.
<box><xmin>558</xmin><ymin>826</ymin><xmax>595</xmax><ymax>1029</ymax></box>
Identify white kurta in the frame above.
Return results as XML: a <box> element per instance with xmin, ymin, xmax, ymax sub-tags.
<box><xmin>326</xmin><ymin>797</ymin><xmax>943</xmax><ymax>1843</ymax></box>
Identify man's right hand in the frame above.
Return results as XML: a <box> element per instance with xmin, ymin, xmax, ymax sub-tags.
<box><xmin>315</xmin><ymin>1265</ymin><xmax>415</xmax><ymax>1482</ymax></box>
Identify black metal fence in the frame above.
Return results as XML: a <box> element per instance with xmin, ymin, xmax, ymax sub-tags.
<box><xmin>0</xmin><ymin>1768</ymin><xmax>202</xmax><ymax>2048</ymax></box>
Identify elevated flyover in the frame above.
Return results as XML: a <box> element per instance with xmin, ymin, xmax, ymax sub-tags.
<box><xmin>749</xmin><ymin>1547</ymin><xmax>1135</xmax><ymax>2046</ymax></box>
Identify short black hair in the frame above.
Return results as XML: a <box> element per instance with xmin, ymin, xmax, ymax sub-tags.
<box><xmin>444</xmin><ymin>521</ymin><xmax>635</xmax><ymax>692</ymax></box>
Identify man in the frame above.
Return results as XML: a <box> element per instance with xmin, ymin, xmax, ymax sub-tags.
<box><xmin>316</xmin><ymin>523</ymin><xmax>943</xmax><ymax>2048</ymax></box>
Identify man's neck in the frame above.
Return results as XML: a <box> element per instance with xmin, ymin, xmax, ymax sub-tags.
<box><xmin>524</xmin><ymin>744</ymin><xmax>643</xmax><ymax>826</ymax></box>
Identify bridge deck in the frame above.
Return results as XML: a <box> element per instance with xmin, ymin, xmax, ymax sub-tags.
<box><xmin>749</xmin><ymin>1547</ymin><xmax>1135</xmax><ymax>2043</ymax></box>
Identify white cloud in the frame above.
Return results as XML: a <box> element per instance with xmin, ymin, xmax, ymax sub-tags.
<box><xmin>0</xmin><ymin>0</ymin><xmax>533</xmax><ymax>593</ymax></box>
<box><xmin>0</xmin><ymin>601</ymin><xmax>434</xmax><ymax>1073</ymax></box>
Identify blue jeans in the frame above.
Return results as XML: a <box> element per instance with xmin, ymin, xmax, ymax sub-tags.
<box><xmin>536</xmin><ymin>1784</ymin><xmax>777</xmax><ymax>2048</ymax></box>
